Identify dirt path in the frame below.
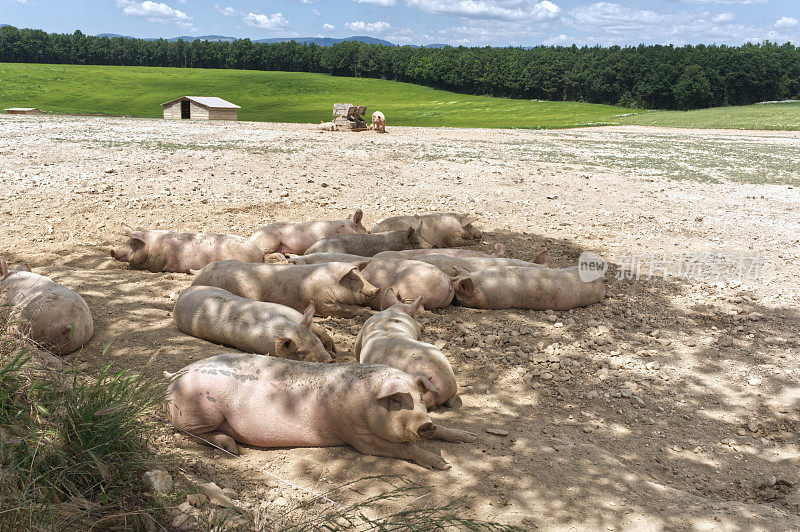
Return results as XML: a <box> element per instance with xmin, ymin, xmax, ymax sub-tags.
<box><xmin>2</xmin><ymin>116</ymin><xmax>799</xmax><ymax>530</ymax></box>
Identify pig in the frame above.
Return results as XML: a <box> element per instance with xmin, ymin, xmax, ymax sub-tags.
<box><xmin>454</xmin><ymin>265</ymin><xmax>605</xmax><ymax>311</ymax></box>
<box><xmin>409</xmin><ymin>252</ymin><xmax>547</xmax><ymax>277</ymax></box>
<box><xmin>355</xmin><ymin>291</ymin><xmax>458</xmax><ymax>408</ymax></box>
<box><xmin>111</xmin><ymin>223</ymin><xmax>264</xmax><ymax>274</ymax></box>
<box><xmin>304</xmin><ymin>226</ymin><xmax>424</xmax><ymax>257</ymax></box>
<box><xmin>371</xmin><ymin>111</ymin><xmax>386</xmax><ymax>133</ymax></box>
<box><xmin>371</xmin><ymin>213</ymin><xmax>482</xmax><ymax>248</ymax></box>
<box><xmin>174</xmin><ymin>286</ymin><xmax>334</xmax><ymax>362</ymax></box>
<box><xmin>166</xmin><ymin>352</ymin><xmax>476</xmax><ymax>469</ymax></box>
<box><xmin>191</xmin><ymin>260</ymin><xmax>378</xmax><ymax>318</ymax></box>
<box><xmin>374</xmin><ymin>242</ymin><xmax>506</xmax><ymax>261</ymax></box>
<box><xmin>0</xmin><ymin>256</ymin><xmax>93</xmax><ymax>355</ymax></box>
<box><xmin>288</xmin><ymin>252</ymin><xmax>372</xmax><ymax>266</ymax></box>
<box><xmin>360</xmin><ymin>259</ymin><xmax>455</xmax><ymax>310</ymax></box>
<box><xmin>319</xmin><ymin>121</ymin><xmax>338</xmax><ymax>131</ymax></box>
<box><xmin>250</xmin><ymin>210</ymin><xmax>367</xmax><ymax>255</ymax></box>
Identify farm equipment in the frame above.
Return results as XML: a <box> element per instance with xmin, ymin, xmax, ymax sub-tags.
<box><xmin>332</xmin><ymin>103</ymin><xmax>368</xmax><ymax>131</ymax></box>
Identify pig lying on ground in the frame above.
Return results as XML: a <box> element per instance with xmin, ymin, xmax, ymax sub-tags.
<box><xmin>191</xmin><ymin>260</ymin><xmax>378</xmax><ymax>318</ymax></box>
<box><xmin>174</xmin><ymin>286</ymin><xmax>334</xmax><ymax>362</ymax></box>
<box><xmin>374</xmin><ymin>243</ymin><xmax>506</xmax><ymax>261</ymax></box>
<box><xmin>288</xmin><ymin>252</ymin><xmax>372</xmax><ymax>265</ymax></box>
<box><xmin>111</xmin><ymin>223</ymin><xmax>264</xmax><ymax>274</ymax></box>
<box><xmin>250</xmin><ymin>210</ymin><xmax>367</xmax><ymax>255</ymax></box>
<box><xmin>361</xmin><ymin>259</ymin><xmax>455</xmax><ymax>310</ymax></box>
<box><xmin>0</xmin><ymin>256</ymin><xmax>93</xmax><ymax>354</ymax></box>
<box><xmin>371</xmin><ymin>213</ymin><xmax>481</xmax><ymax>248</ymax></box>
<box><xmin>371</xmin><ymin>111</ymin><xmax>386</xmax><ymax>133</ymax></box>
<box><xmin>166</xmin><ymin>352</ymin><xmax>475</xmax><ymax>469</ymax></box>
<box><xmin>454</xmin><ymin>265</ymin><xmax>605</xmax><ymax>310</ymax></box>
<box><xmin>355</xmin><ymin>290</ymin><xmax>458</xmax><ymax>408</ymax></box>
<box><xmin>304</xmin><ymin>226</ymin><xmax>424</xmax><ymax>257</ymax></box>
<box><xmin>411</xmin><ymin>252</ymin><xmax>548</xmax><ymax>277</ymax></box>
<box><xmin>319</xmin><ymin>121</ymin><xmax>338</xmax><ymax>131</ymax></box>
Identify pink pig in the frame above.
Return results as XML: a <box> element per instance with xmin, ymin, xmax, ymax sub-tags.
<box><xmin>250</xmin><ymin>210</ymin><xmax>367</xmax><ymax>255</ymax></box>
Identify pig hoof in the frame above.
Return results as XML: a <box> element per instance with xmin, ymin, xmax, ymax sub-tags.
<box><xmin>443</xmin><ymin>395</ymin><xmax>462</xmax><ymax>409</ymax></box>
<box><xmin>457</xmin><ymin>431</ymin><xmax>477</xmax><ymax>443</ymax></box>
<box><xmin>210</xmin><ymin>433</ymin><xmax>240</xmax><ymax>455</ymax></box>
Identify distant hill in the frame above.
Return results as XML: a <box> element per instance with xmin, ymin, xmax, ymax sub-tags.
<box><xmin>95</xmin><ymin>33</ymin><xmax>395</xmax><ymax>46</ymax></box>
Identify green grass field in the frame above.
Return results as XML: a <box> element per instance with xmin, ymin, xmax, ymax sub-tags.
<box><xmin>618</xmin><ymin>101</ymin><xmax>800</xmax><ymax>130</ymax></box>
<box><xmin>0</xmin><ymin>62</ymin><xmax>629</xmax><ymax>129</ymax></box>
<box><xmin>2</xmin><ymin>63</ymin><xmax>798</xmax><ymax>130</ymax></box>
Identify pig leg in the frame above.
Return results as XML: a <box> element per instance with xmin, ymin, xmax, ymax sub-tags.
<box><xmin>444</xmin><ymin>236</ymin><xmax>478</xmax><ymax>247</ymax></box>
<box><xmin>310</xmin><ymin>323</ymin><xmax>337</xmax><ymax>354</ymax></box>
<box><xmin>317</xmin><ymin>303</ymin><xmax>374</xmax><ymax>319</ymax></box>
<box><xmin>203</xmin><ymin>431</ymin><xmax>241</xmax><ymax>455</ymax></box>
<box><xmin>350</xmin><ymin>436</ymin><xmax>449</xmax><ymax>470</ymax></box>
<box><xmin>431</xmin><ymin>425</ymin><xmax>477</xmax><ymax>443</ymax></box>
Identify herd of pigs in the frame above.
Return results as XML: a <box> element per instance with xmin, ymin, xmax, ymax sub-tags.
<box><xmin>0</xmin><ymin>211</ymin><xmax>605</xmax><ymax>470</ymax></box>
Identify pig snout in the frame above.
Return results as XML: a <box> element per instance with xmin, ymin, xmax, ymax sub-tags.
<box><xmin>110</xmin><ymin>247</ymin><xmax>128</xmax><ymax>261</ymax></box>
<box><xmin>417</xmin><ymin>421</ymin><xmax>436</xmax><ymax>439</ymax></box>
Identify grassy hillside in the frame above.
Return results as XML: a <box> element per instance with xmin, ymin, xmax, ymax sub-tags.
<box><xmin>618</xmin><ymin>101</ymin><xmax>800</xmax><ymax>130</ymax></box>
<box><xmin>0</xmin><ymin>63</ymin><xmax>629</xmax><ymax>129</ymax></box>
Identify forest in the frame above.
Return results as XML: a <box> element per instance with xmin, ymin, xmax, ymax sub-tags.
<box><xmin>1</xmin><ymin>25</ymin><xmax>799</xmax><ymax>110</ymax></box>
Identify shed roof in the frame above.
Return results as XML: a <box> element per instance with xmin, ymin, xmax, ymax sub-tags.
<box><xmin>161</xmin><ymin>96</ymin><xmax>240</xmax><ymax>109</ymax></box>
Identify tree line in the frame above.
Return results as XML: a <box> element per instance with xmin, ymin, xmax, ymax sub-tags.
<box><xmin>2</xmin><ymin>25</ymin><xmax>799</xmax><ymax>110</ymax></box>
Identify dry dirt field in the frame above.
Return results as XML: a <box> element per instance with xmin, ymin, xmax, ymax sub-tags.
<box><xmin>2</xmin><ymin>115</ymin><xmax>800</xmax><ymax>530</ymax></box>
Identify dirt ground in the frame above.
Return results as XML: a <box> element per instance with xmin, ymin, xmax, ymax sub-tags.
<box><xmin>2</xmin><ymin>115</ymin><xmax>800</xmax><ymax>530</ymax></box>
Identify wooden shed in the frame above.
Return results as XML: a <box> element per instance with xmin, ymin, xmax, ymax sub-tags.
<box><xmin>161</xmin><ymin>96</ymin><xmax>240</xmax><ymax>121</ymax></box>
<box><xmin>5</xmin><ymin>108</ymin><xmax>45</xmax><ymax>115</ymax></box>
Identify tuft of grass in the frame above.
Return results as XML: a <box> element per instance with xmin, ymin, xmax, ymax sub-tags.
<box><xmin>0</xmin><ymin>62</ymin><xmax>631</xmax><ymax>129</ymax></box>
<box><xmin>0</xmin><ymin>332</ymin><xmax>165</xmax><ymax>530</ymax></box>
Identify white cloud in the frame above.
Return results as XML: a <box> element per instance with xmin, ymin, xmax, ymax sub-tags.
<box><xmin>243</xmin><ymin>12</ymin><xmax>290</xmax><ymax>31</ymax></box>
<box><xmin>406</xmin><ymin>0</ymin><xmax>560</xmax><ymax>22</ymax></box>
<box><xmin>569</xmin><ymin>2</ymin><xmax>663</xmax><ymax>31</ymax></box>
<box><xmin>323</xmin><ymin>23</ymin><xmax>336</xmax><ymax>30</ymax></box>
<box><xmin>354</xmin><ymin>0</ymin><xmax>397</xmax><ymax>5</ymax></box>
<box><xmin>10</xmin><ymin>0</ymin><xmax>32</xmax><ymax>4</ymax></box>
<box><xmin>312</xmin><ymin>9</ymin><xmax>321</xmax><ymax>15</ymax></box>
<box><xmin>116</xmin><ymin>1</ymin><xmax>194</xmax><ymax>29</ymax></box>
<box><xmin>712</xmin><ymin>12</ymin><xmax>735</xmax><ymax>23</ymax></box>
<box><xmin>775</xmin><ymin>17</ymin><xmax>798</xmax><ymax>29</ymax></box>
<box><xmin>345</xmin><ymin>20</ymin><xmax>391</xmax><ymax>33</ymax></box>
<box><xmin>681</xmin><ymin>0</ymin><xmax>766</xmax><ymax>4</ymax></box>
<box><xmin>543</xmin><ymin>33</ymin><xmax>569</xmax><ymax>44</ymax></box>
<box><xmin>214</xmin><ymin>5</ymin><xmax>238</xmax><ymax>17</ymax></box>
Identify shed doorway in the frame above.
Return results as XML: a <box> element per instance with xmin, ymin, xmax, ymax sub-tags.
<box><xmin>181</xmin><ymin>100</ymin><xmax>190</xmax><ymax>119</ymax></box>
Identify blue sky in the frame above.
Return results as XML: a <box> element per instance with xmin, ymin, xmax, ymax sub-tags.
<box><xmin>4</xmin><ymin>0</ymin><xmax>799</xmax><ymax>46</ymax></box>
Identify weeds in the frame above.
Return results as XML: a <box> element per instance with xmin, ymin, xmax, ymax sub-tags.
<box><xmin>0</xmin><ymin>332</ymin><xmax>164</xmax><ymax>530</ymax></box>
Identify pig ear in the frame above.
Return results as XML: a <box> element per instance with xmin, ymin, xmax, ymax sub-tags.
<box><xmin>350</xmin><ymin>209</ymin><xmax>363</xmax><ymax>225</ymax></box>
<box><xmin>406</xmin><ymin>296</ymin><xmax>424</xmax><ymax>317</ymax></box>
<box><xmin>275</xmin><ymin>338</ymin><xmax>296</xmax><ymax>358</ymax></box>
<box><xmin>356</xmin><ymin>261</ymin><xmax>370</xmax><ymax>271</ymax></box>
<box><xmin>0</xmin><ymin>256</ymin><xmax>8</xmax><ymax>280</ymax></box>
<box><xmin>120</xmin><ymin>222</ymin><xmax>136</xmax><ymax>235</ymax></box>
<box><xmin>456</xmin><ymin>277</ymin><xmax>475</xmax><ymax>296</ymax></box>
<box><xmin>414</xmin><ymin>375</ymin><xmax>439</xmax><ymax>393</ymax></box>
<box><xmin>404</xmin><ymin>226</ymin><xmax>415</xmax><ymax>243</ymax></box>
<box><xmin>379</xmin><ymin>287</ymin><xmax>400</xmax><ymax>310</ymax></box>
<box><xmin>301</xmin><ymin>303</ymin><xmax>315</xmax><ymax>328</ymax></box>
<box><xmin>460</xmin><ymin>215</ymin><xmax>476</xmax><ymax>227</ymax></box>
<box><xmin>533</xmin><ymin>250</ymin><xmax>548</xmax><ymax>265</ymax></box>
<box><xmin>376</xmin><ymin>378</ymin><xmax>412</xmax><ymax>401</ymax></box>
<box><xmin>493</xmin><ymin>243</ymin><xmax>505</xmax><ymax>257</ymax></box>
<box><xmin>19</xmin><ymin>263</ymin><xmax>31</xmax><ymax>273</ymax></box>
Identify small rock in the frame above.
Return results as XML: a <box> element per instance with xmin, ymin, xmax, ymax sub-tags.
<box><xmin>222</xmin><ymin>487</ymin><xmax>238</xmax><ymax>499</ymax></box>
<box><xmin>540</xmin><ymin>372</ymin><xmax>553</xmax><ymax>381</ymax></box>
<box><xmin>434</xmin><ymin>339</ymin><xmax>446</xmax><ymax>349</ymax></box>
<box><xmin>631</xmin><ymin>395</ymin><xmax>645</xmax><ymax>408</ymax></box>
<box><xmin>202</xmin><ymin>482</ymin><xmax>236</xmax><ymax>508</ymax></box>
<box><xmin>143</xmin><ymin>470</ymin><xmax>172</xmax><ymax>495</ymax></box>
<box><xmin>646</xmin><ymin>361</ymin><xmax>661</xmax><ymax>370</ymax></box>
<box><xmin>186</xmin><ymin>493</ymin><xmax>208</xmax><ymax>507</ymax></box>
<box><xmin>748</xmin><ymin>377</ymin><xmax>761</xmax><ymax>386</ymax></box>
<box><xmin>737</xmin><ymin>428</ymin><xmax>747</xmax><ymax>436</ymax></box>
<box><xmin>486</xmin><ymin>428</ymin><xmax>509</xmax><ymax>436</ymax></box>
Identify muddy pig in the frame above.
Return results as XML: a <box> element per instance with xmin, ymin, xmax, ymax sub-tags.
<box><xmin>250</xmin><ymin>210</ymin><xmax>367</xmax><ymax>255</ymax></box>
<box><xmin>288</xmin><ymin>252</ymin><xmax>372</xmax><ymax>265</ymax></box>
<box><xmin>355</xmin><ymin>290</ymin><xmax>458</xmax><ymax>408</ymax></box>
<box><xmin>166</xmin><ymin>352</ymin><xmax>475</xmax><ymax>469</ymax></box>
<box><xmin>454</xmin><ymin>265</ymin><xmax>605</xmax><ymax>310</ymax></box>
<box><xmin>374</xmin><ymin>242</ymin><xmax>506</xmax><ymax>261</ymax></box>
<box><xmin>0</xmin><ymin>256</ymin><xmax>93</xmax><ymax>354</ymax></box>
<box><xmin>361</xmin><ymin>259</ymin><xmax>455</xmax><ymax>310</ymax></box>
<box><xmin>304</xmin><ymin>225</ymin><xmax>424</xmax><ymax>257</ymax></box>
<box><xmin>191</xmin><ymin>260</ymin><xmax>378</xmax><ymax>318</ymax></box>
<box><xmin>111</xmin><ymin>223</ymin><xmax>264</xmax><ymax>273</ymax></box>
<box><xmin>174</xmin><ymin>286</ymin><xmax>334</xmax><ymax>362</ymax></box>
<box><xmin>372</xmin><ymin>213</ymin><xmax>481</xmax><ymax>248</ymax></box>
<box><xmin>411</xmin><ymin>252</ymin><xmax>547</xmax><ymax>276</ymax></box>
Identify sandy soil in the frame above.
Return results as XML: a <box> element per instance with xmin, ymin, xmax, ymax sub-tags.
<box><xmin>2</xmin><ymin>115</ymin><xmax>800</xmax><ymax>530</ymax></box>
